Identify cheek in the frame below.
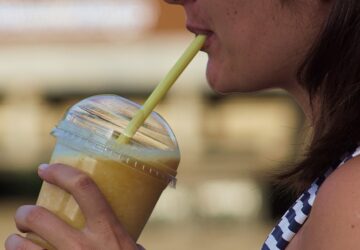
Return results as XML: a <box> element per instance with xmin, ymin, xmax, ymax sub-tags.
<box><xmin>204</xmin><ymin>18</ymin><xmax>297</xmax><ymax>92</ymax></box>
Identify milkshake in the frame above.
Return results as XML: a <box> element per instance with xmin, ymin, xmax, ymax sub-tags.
<box><xmin>27</xmin><ymin>95</ymin><xmax>180</xmax><ymax>249</ymax></box>
<box><xmin>26</xmin><ymin>35</ymin><xmax>206</xmax><ymax>249</ymax></box>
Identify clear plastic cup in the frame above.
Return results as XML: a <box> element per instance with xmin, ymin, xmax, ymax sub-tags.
<box><xmin>27</xmin><ymin>95</ymin><xmax>180</xmax><ymax>249</ymax></box>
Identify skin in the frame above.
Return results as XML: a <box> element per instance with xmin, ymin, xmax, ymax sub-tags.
<box><xmin>5</xmin><ymin>164</ymin><xmax>144</xmax><ymax>250</ymax></box>
<box><xmin>7</xmin><ymin>0</ymin><xmax>360</xmax><ymax>249</ymax></box>
<box><xmin>298</xmin><ymin>156</ymin><xmax>360</xmax><ymax>250</ymax></box>
<box><xmin>166</xmin><ymin>0</ymin><xmax>330</xmax><ymax>119</ymax></box>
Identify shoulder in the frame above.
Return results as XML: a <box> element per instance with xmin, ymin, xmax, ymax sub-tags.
<box><xmin>301</xmin><ymin>155</ymin><xmax>360</xmax><ymax>250</ymax></box>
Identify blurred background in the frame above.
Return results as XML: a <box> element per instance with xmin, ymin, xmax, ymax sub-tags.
<box><xmin>0</xmin><ymin>1</ymin><xmax>306</xmax><ymax>249</ymax></box>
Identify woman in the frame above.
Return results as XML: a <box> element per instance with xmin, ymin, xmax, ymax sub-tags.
<box><xmin>5</xmin><ymin>0</ymin><xmax>360</xmax><ymax>249</ymax></box>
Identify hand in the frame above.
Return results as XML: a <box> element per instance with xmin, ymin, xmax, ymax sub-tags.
<box><xmin>5</xmin><ymin>163</ymin><xmax>146</xmax><ymax>250</ymax></box>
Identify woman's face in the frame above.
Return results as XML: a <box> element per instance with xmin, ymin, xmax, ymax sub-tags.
<box><xmin>165</xmin><ymin>0</ymin><xmax>331</xmax><ymax>94</ymax></box>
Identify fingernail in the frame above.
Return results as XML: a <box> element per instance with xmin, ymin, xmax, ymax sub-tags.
<box><xmin>38</xmin><ymin>164</ymin><xmax>49</xmax><ymax>172</ymax></box>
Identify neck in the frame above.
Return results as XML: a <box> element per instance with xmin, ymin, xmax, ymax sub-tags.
<box><xmin>283</xmin><ymin>82</ymin><xmax>316</xmax><ymax>124</ymax></box>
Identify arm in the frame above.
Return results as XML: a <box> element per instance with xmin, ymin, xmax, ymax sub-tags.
<box><xmin>5</xmin><ymin>164</ymin><xmax>145</xmax><ymax>250</ymax></box>
<box><xmin>301</xmin><ymin>155</ymin><xmax>360</xmax><ymax>250</ymax></box>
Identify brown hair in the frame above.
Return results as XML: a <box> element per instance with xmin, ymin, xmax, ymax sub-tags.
<box><xmin>279</xmin><ymin>0</ymin><xmax>360</xmax><ymax>194</ymax></box>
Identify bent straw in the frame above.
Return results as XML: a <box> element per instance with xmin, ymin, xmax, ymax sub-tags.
<box><xmin>117</xmin><ymin>35</ymin><xmax>207</xmax><ymax>144</ymax></box>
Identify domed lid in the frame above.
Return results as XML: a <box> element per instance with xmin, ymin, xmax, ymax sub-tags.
<box><xmin>52</xmin><ymin>95</ymin><xmax>180</xmax><ymax>187</ymax></box>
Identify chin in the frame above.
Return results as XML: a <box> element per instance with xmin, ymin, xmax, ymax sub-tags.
<box><xmin>206</xmin><ymin>69</ymin><xmax>250</xmax><ymax>94</ymax></box>
<box><xmin>206</xmin><ymin>62</ymin><xmax>233</xmax><ymax>94</ymax></box>
<box><xmin>206</xmin><ymin>68</ymin><xmax>273</xmax><ymax>94</ymax></box>
<box><xmin>207</xmin><ymin>75</ymin><xmax>229</xmax><ymax>94</ymax></box>
<box><xmin>206</xmin><ymin>58</ymin><xmax>268</xmax><ymax>94</ymax></box>
<box><xmin>207</xmin><ymin>80</ymin><xmax>233</xmax><ymax>94</ymax></box>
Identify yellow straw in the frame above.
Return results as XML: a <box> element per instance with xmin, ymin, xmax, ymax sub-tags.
<box><xmin>117</xmin><ymin>35</ymin><xmax>206</xmax><ymax>144</ymax></box>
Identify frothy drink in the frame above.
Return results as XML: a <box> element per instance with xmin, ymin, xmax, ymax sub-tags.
<box><xmin>27</xmin><ymin>95</ymin><xmax>180</xmax><ymax>249</ymax></box>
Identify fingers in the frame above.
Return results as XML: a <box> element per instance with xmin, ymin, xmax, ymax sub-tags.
<box><xmin>5</xmin><ymin>234</ymin><xmax>43</xmax><ymax>250</ymax></box>
<box><xmin>38</xmin><ymin>163</ymin><xmax>117</xmax><ymax>227</ymax></box>
<box><xmin>15</xmin><ymin>205</ymin><xmax>80</xmax><ymax>248</ymax></box>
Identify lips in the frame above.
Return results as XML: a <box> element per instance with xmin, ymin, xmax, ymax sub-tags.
<box><xmin>186</xmin><ymin>24</ymin><xmax>213</xmax><ymax>36</ymax></box>
<box><xmin>186</xmin><ymin>24</ymin><xmax>214</xmax><ymax>51</ymax></box>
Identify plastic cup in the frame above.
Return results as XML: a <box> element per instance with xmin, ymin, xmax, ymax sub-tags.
<box><xmin>27</xmin><ymin>95</ymin><xmax>180</xmax><ymax>249</ymax></box>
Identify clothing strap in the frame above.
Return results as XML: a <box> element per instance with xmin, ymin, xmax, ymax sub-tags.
<box><xmin>261</xmin><ymin>144</ymin><xmax>360</xmax><ymax>250</ymax></box>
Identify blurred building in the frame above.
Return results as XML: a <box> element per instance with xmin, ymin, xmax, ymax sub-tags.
<box><xmin>0</xmin><ymin>1</ymin><xmax>305</xmax><ymax>249</ymax></box>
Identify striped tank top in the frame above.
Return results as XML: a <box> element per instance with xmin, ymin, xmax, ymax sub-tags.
<box><xmin>262</xmin><ymin>144</ymin><xmax>360</xmax><ymax>250</ymax></box>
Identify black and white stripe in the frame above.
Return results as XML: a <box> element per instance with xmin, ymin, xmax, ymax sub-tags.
<box><xmin>262</xmin><ymin>145</ymin><xmax>360</xmax><ymax>250</ymax></box>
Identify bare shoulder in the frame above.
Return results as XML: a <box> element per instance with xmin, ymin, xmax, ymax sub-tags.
<box><xmin>301</xmin><ymin>155</ymin><xmax>360</xmax><ymax>250</ymax></box>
